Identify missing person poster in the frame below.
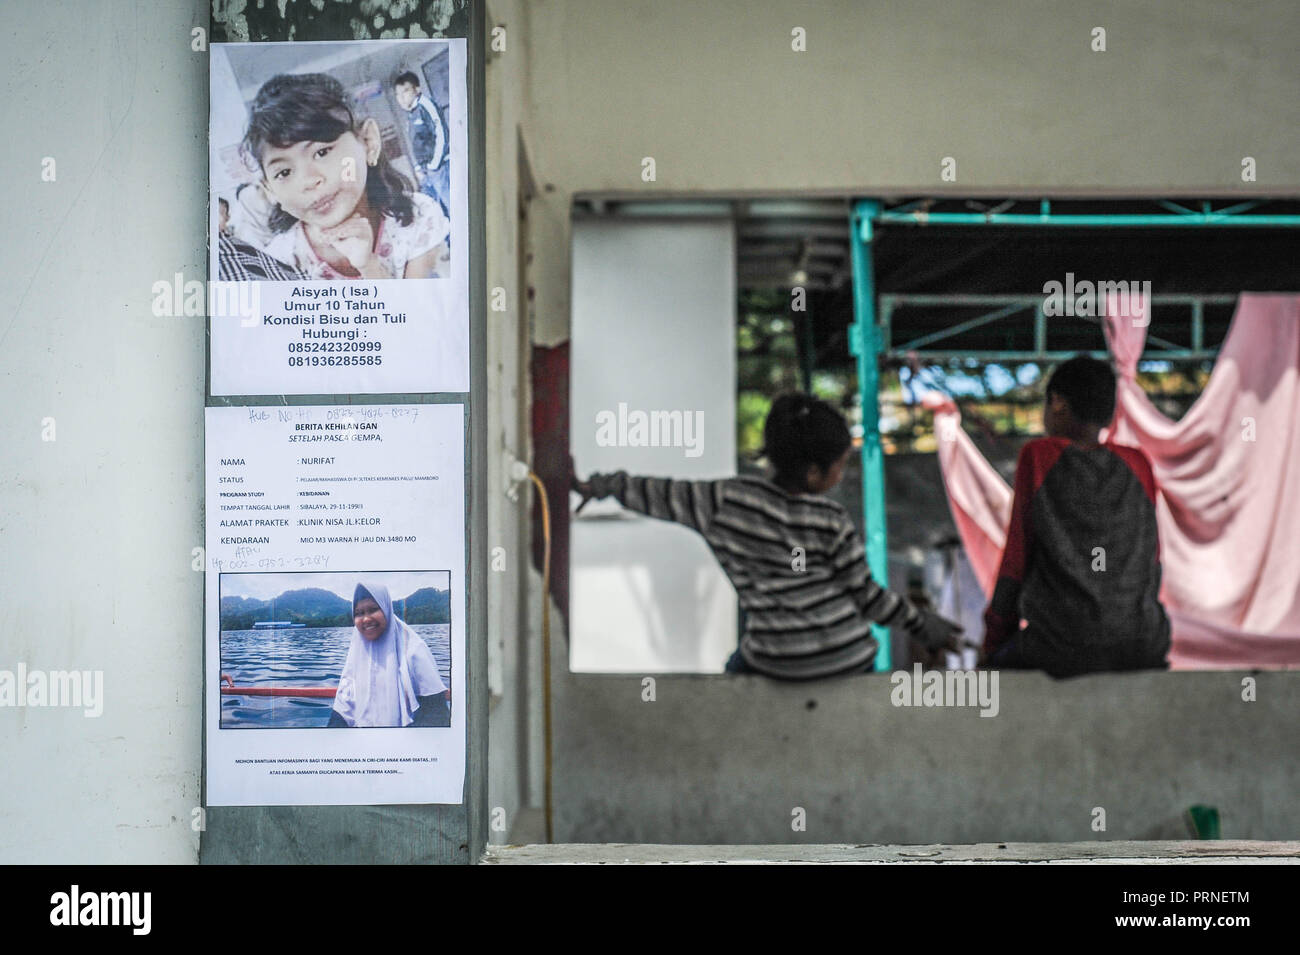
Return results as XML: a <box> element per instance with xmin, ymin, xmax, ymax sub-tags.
<box><xmin>203</xmin><ymin>403</ymin><xmax>466</xmax><ymax>806</ymax></box>
<box><xmin>208</xmin><ymin>38</ymin><xmax>469</xmax><ymax>396</ymax></box>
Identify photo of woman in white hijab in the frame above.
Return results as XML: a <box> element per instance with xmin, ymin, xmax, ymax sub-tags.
<box><xmin>327</xmin><ymin>581</ymin><xmax>450</xmax><ymax>727</ymax></box>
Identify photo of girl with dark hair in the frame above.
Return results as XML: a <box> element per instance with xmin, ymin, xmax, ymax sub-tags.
<box><xmin>242</xmin><ymin>71</ymin><xmax>450</xmax><ymax>280</ymax></box>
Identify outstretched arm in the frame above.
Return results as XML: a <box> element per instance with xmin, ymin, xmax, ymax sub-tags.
<box><xmin>571</xmin><ymin>460</ymin><xmax>720</xmax><ymax>536</ymax></box>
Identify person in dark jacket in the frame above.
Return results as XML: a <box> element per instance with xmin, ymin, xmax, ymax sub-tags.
<box><xmin>393</xmin><ymin>70</ymin><xmax>450</xmax><ymax>219</ymax></box>
<box><xmin>982</xmin><ymin>356</ymin><xmax>1172</xmax><ymax>677</ymax></box>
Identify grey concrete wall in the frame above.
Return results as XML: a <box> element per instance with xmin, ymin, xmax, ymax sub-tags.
<box><xmin>553</xmin><ymin>671</ymin><xmax>1299</xmax><ymax>844</ymax></box>
<box><xmin>522</xmin><ymin>0</ymin><xmax>1300</xmax><ymax>196</ymax></box>
<box><xmin>483</xmin><ymin>0</ymin><xmax>546</xmax><ymax>845</ymax></box>
<box><xmin>487</xmin><ymin>841</ymin><xmax>1300</xmax><ymax>863</ymax></box>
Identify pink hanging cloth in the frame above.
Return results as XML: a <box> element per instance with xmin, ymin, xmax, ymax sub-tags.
<box><xmin>921</xmin><ymin>393</ymin><xmax>1012</xmax><ymax>596</ymax></box>
<box><xmin>924</xmin><ymin>292</ymin><xmax>1300</xmax><ymax>669</ymax></box>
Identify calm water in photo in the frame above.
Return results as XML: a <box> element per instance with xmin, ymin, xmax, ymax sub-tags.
<box><xmin>219</xmin><ymin>625</ymin><xmax>452</xmax><ymax>728</ymax></box>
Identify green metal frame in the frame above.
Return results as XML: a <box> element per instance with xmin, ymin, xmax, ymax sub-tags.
<box><xmin>877</xmin><ymin>198</ymin><xmax>1300</xmax><ymax>228</ymax></box>
<box><xmin>850</xmin><ymin>197</ymin><xmax>1300</xmax><ymax>672</ymax></box>
<box><xmin>880</xmin><ymin>293</ymin><xmax>1237</xmax><ymax>362</ymax></box>
<box><xmin>848</xmin><ymin>200</ymin><xmax>890</xmax><ymax>668</ymax></box>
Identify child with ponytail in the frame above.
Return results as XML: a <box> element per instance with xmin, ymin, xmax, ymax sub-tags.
<box><xmin>573</xmin><ymin>393</ymin><xmax>960</xmax><ymax>679</ymax></box>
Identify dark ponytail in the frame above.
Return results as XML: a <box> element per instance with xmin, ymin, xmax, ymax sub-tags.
<box><xmin>761</xmin><ymin>393</ymin><xmax>852</xmax><ymax>485</ymax></box>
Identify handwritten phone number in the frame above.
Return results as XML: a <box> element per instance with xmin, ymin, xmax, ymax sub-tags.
<box><xmin>213</xmin><ymin>556</ymin><xmax>331</xmax><ymax>570</ymax></box>
<box><xmin>288</xmin><ymin>341</ymin><xmax>383</xmax><ymax>353</ymax></box>
<box><xmin>288</xmin><ymin>355</ymin><xmax>383</xmax><ymax>367</ymax></box>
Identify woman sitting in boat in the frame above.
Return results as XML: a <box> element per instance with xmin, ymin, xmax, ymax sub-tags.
<box><xmin>327</xmin><ymin>581</ymin><xmax>450</xmax><ymax>728</ymax></box>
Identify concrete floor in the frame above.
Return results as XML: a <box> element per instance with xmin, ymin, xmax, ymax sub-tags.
<box><xmin>484</xmin><ymin>841</ymin><xmax>1300</xmax><ymax>864</ymax></box>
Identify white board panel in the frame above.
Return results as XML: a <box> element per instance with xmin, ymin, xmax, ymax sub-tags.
<box><xmin>570</xmin><ymin>219</ymin><xmax>737</xmax><ymax>672</ymax></box>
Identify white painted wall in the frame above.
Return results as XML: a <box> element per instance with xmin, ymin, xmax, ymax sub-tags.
<box><xmin>0</xmin><ymin>0</ymin><xmax>207</xmax><ymax>863</ymax></box>
<box><xmin>569</xmin><ymin>219</ymin><xmax>738</xmax><ymax>672</ymax></box>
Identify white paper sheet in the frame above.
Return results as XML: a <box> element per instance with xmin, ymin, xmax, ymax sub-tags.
<box><xmin>204</xmin><ymin>403</ymin><xmax>466</xmax><ymax>806</ymax></box>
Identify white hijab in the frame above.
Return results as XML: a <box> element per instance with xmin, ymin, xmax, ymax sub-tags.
<box><xmin>333</xmin><ymin>581</ymin><xmax>446</xmax><ymax>727</ymax></box>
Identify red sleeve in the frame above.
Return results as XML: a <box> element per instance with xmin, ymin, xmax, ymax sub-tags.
<box><xmin>982</xmin><ymin>439</ymin><xmax>1064</xmax><ymax>654</ymax></box>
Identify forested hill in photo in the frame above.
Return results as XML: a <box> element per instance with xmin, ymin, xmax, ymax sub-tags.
<box><xmin>220</xmin><ymin>587</ymin><xmax>452</xmax><ymax>631</ymax></box>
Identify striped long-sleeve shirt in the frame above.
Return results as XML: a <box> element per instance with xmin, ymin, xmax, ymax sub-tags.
<box><xmin>585</xmin><ymin>471</ymin><xmax>924</xmax><ymax>679</ymax></box>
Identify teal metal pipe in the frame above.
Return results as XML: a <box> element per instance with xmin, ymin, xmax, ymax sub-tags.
<box><xmin>849</xmin><ymin>199</ymin><xmax>891</xmax><ymax>671</ymax></box>
<box><xmin>876</xmin><ymin>212</ymin><xmax>1300</xmax><ymax>227</ymax></box>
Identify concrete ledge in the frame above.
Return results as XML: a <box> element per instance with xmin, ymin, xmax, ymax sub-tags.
<box><xmin>553</xmin><ymin>669</ymin><xmax>1300</xmax><ymax>844</ymax></box>
<box><xmin>200</xmin><ymin>804</ymin><xmax>469</xmax><ymax>864</ymax></box>
<box><xmin>484</xmin><ymin>840</ymin><xmax>1300</xmax><ymax>864</ymax></box>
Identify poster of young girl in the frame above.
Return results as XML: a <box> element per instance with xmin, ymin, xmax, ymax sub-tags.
<box><xmin>208</xmin><ymin>39</ymin><xmax>468</xmax><ymax>396</ymax></box>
